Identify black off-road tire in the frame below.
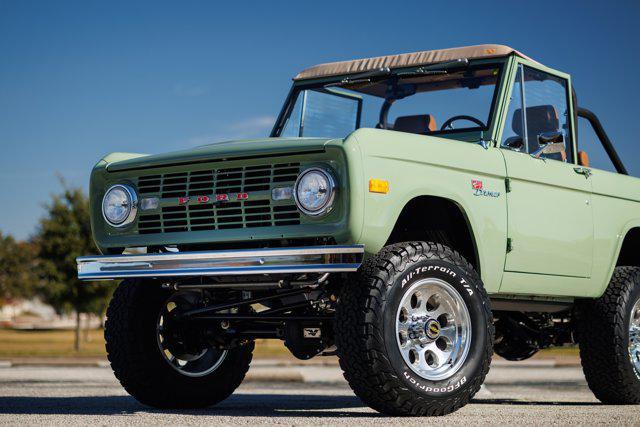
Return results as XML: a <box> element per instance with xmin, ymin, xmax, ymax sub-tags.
<box><xmin>105</xmin><ymin>279</ymin><xmax>254</xmax><ymax>409</ymax></box>
<box><xmin>335</xmin><ymin>241</ymin><xmax>493</xmax><ymax>416</ymax></box>
<box><xmin>574</xmin><ymin>266</ymin><xmax>640</xmax><ymax>404</ymax></box>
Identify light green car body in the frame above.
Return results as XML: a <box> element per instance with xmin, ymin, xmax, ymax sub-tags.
<box><xmin>89</xmin><ymin>54</ymin><xmax>640</xmax><ymax>301</ymax></box>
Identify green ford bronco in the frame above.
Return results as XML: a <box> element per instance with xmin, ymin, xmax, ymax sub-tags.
<box><xmin>78</xmin><ymin>44</ymin><xmax>640</xmax><ymax>416</ymax></box>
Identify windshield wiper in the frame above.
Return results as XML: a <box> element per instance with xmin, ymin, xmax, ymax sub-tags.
<box><xmin>324</xmin><ymin>67</ymin><xmax>391</xmax><ymax>87</ymax></box>
<box><xmin>396</xmin><ymin>58</ymin><xmax>470</xmax><ymax>77</ymax></box>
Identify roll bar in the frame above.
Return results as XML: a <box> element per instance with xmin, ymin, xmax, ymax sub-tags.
<box><xmin>577</xmin><ymin>107</ymin><xmax>628</xmax><ymax>175</ymax></box>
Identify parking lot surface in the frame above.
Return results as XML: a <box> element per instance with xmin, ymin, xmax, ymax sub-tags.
<box><xmin>0</xmin><ymin>363</ymin><xmax>637</xmax><ymax>425</ymax></box>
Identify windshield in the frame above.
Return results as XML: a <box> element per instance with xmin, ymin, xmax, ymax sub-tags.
<box><xmin>275</xmin><ymin>62</ymin><xmax>503</xmax><ymax>140</ymax></box>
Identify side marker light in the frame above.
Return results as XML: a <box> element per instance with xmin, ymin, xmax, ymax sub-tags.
<box><xmin>369</xmin><ymin>179</ymin><xmax>389</xmax><ymax>194</ymax></box>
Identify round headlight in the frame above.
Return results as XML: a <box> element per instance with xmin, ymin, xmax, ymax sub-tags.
<box><xmin>294</xmin><ymin>168</ymin><xmax>336</xmax><ymax>216</ymax></box>
<box><xmin>102</xmin><ymin>185</ymin><xmax>137</xmax><ymax>227</ymax></box>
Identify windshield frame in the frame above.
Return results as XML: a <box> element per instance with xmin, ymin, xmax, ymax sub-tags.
<box><xmin>271</xmin><ymin>58</ymin><xmax>507</xmax><ymax>140</ymax></box>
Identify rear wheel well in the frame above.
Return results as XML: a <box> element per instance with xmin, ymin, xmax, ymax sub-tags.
<box><xmin>616</xmin><ymin>227</ymin><xmax>640</xmax><ymax>267</ymax></box>
<box><xmin>385</xmin><ymin>196</ymin><xmax>480</xmax><ymax>273</ymax></box>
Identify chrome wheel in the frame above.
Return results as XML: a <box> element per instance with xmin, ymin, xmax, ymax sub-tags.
<box><xmin>629</xmin><ymin>298</ymin><xmax>640</xmax><ymax>376</ymax></box>
<box><xmin>395</xmin><ymin>278</ymin><xmax>471</xmax><ymax>381</ymax></box>
<box><xmin>157</xmin><ymin>292</ymin><xmax>227</xmax><ymax>378</ymax></box>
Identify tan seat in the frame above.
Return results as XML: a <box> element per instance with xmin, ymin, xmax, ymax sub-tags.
<box><xmin>512</xmin><ymin>105</ymin><xmax>560</xmax><ymax>152</ymax></box>
<box><xmin>393</xmin><ymin>115</ymin><xmax>437</xmax><ymax>134</ymax></box>
<box><xmin>578</xmin><ymin>150</ymin><xmax>590</xmax><ymax>167</ymax></box>
<box><xmin>512</xmin><ymin>105</ymin><xmax>567</xmax><ymax>161</ymax></box>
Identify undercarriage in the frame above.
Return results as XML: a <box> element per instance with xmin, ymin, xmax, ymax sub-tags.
<box><xmin>493</xmin><ymin>311</ymin><xmax>574</xmax><ymax>361</ymax></box>
<box><xmin>161</xmin><ymin>273</ymin><xmax>340</xmax><ymax>361</ymax></box>
<box><xmin>159</xmin><ymin>273</ymin><xmax>579</xmax><ymax>364</ymax></box>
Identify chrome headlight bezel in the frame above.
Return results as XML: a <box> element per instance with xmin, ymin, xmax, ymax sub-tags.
<box><xmin>101</xmin><ymin>184</ymin><xmax>138</xmax><ymax>227</ymax></box>
<box><xmin>293</xmin><ymin>167</ymin><xmax>336</xmax><ymax>217</ymax></box>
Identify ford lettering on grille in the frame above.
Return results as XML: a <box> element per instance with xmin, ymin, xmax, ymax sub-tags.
<box><xmin>178</xmin><ymin>193</ymin><xmax>249</xmax><ymax>205</ymax></box>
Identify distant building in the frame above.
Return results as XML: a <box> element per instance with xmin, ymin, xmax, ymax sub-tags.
<box><xmin>0</xmin><ymin>298</ymin><xmax>101</xmax><ymax>329</ymax></box>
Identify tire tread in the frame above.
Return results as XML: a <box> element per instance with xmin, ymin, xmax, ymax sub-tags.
<box><xmin>335</xmin><ymin>241</ymin><xmax>493</xmax><ymax>416</ymax></box>
<box><xmin>105</xmin><ymin>280</ymin><xmax>254</xmax><ymax>408</ymax></box>
<box><xmin>575</xmin><ymin>266</ymin><xmax>640</xmax><ymax>404</ymax></box>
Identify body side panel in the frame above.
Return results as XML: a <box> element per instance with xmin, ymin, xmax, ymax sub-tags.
<box><xmin>590</xmin><ymin>169</ymin><xmax>640</xmax><ymax>297</ymax></box>
<box><xmin>500</xmin><ymin>150</ymin><xmax>594</xmax><ymax>278</ymax></box>
<box><xmin>498</xmin><ymin>169</ymin><xmax>640</xmax><ymax>299</ymax></box>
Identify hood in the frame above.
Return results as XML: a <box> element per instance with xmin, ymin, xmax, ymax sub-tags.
<box><xmin>106</xmin><ymin>137</ymin><xmax>334</xmax><ymax>172</ymax></box>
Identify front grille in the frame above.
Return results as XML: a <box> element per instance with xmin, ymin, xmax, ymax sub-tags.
<box><xmin>136</xmin><ymin>163</ymin><xmax>301</xmax><ymax>234</ymax></box>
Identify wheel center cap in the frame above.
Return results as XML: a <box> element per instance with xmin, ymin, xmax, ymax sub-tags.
<box><xmin>425</xmin><ymin>319</ymin><xmax>441</xmax><ymax>340</ymax></box>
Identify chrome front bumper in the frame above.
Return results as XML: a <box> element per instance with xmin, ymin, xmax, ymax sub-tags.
<box><xmin>77</xmin><ymin>245</ymin><xmax>364</xmax><ymax>280</ymax></box>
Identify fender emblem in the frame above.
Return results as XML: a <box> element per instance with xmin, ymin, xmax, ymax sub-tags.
<box><xmin>472</xmin><ymin>179</ymin><xmax>500</xmax><ymax>198</ymax></box>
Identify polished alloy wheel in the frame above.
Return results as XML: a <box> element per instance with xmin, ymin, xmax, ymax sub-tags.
<box><xmin>157</xmin><ymin>292</ymin><xmax>227</xmax><ymax>378</ymax></box>
<box><xmin>395</xmin><ymin>278</ymin><xmax>471</xmax><ymax>381</ymax></box>
<box><xmin>629</xmin><ymin>298</ymin><xmax>640</xmax><ymax>376</ymax></box>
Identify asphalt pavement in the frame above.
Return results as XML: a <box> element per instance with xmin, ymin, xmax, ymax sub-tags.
<box><xmin>0</xmin><ymin>361</ymin><xmax>638</xmax><ymax>425</ymax></box>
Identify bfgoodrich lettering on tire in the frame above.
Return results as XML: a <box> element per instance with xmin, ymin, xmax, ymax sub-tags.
<box><xmin>335</xmin><ymin>241</ymin><xmax>493</xmax><ymax>416</ymax></box>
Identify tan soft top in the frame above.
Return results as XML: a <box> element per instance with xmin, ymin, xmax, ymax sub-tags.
<box><xmin>294</xmin><ymin>44</ymin><xmax>535</xmax><ymax>81</ymax></box>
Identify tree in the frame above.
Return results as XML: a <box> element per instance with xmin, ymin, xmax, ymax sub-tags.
<box><xmin>36</xmin><ymin>183</ymin><xmax>115</xmax><ymax>350</ymax></box>
<box><xmin>0</xmin><ymin>232</ymin><xmax>39</xmax><ymax>306</ymax></box>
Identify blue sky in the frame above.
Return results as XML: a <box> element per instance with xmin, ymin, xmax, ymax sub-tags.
<box><xmin>1</xmin><ymin>0</ymin><xmax>639</xmax><ymax>239</ymax></box>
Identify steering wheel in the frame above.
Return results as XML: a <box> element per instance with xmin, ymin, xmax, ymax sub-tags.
<box><xmin>440</xmin><ymin>115</ymin><xmax>486</xmax><ymax>130</ymax></box>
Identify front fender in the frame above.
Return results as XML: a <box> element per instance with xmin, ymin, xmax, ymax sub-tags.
<box><xmin>346</xmin><ymin>128</ymin><xmax>508</xmax><ymax>292</ymax></box>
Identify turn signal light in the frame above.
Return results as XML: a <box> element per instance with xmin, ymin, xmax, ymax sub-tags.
<box><xmin>369</xmin><ymin>179</ymin><xmax>389</xmax><ymax>194</ymax></box>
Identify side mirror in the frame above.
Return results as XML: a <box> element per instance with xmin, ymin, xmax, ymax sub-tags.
<box><xmin>531</xmin><ymin>131</ymin><xmax>565</xmax><ymax>159</ymax></box>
